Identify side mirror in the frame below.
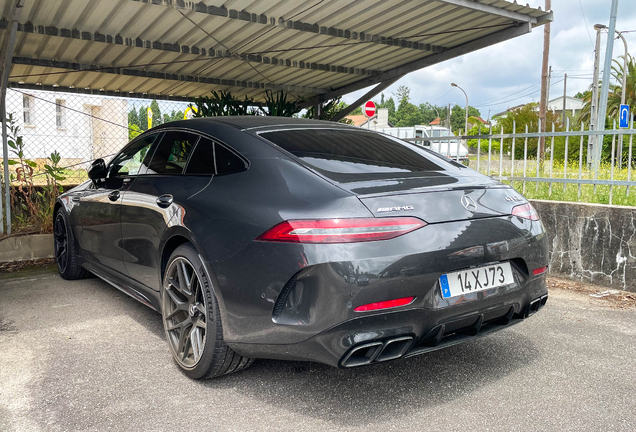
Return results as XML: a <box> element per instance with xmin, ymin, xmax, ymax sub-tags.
<box><xmin>88</xmin><ymin>158</ymin><xmax>107</xmax><ymax>183</ymax></box>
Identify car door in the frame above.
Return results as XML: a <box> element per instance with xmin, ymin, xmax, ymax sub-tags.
<box><xmin>78</xmin><ymin>133</ymin><xmax>160</xmax><ymax>275</ymax></box>
<box><xmin>120</xmin><ymin>130</ymin><xmax>210</xmax><ymax>289</ymax></box>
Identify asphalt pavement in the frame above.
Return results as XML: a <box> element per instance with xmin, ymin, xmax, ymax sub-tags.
<box><xmin>1</xmin><ymin>265</ymin><xmax>635</xmax><ymax>432</ymax></box>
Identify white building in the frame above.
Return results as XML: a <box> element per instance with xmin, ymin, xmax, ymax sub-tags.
<box><xmin>345</xmin><ymin>108</ymin><xmax>392</xmax><ymax>130</ymax></box>
<box><xmin>5</xmin><ymin>89</ymin><xmax>128</xmax><ymax>166</ymax></box>
<box><xmin>547</xmin><ymin>95</ymin><xmax>585</xmax><ymax>118</ymax></box>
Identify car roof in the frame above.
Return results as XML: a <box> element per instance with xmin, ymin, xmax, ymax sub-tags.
<box><xmin>162</xmin><ymin>116</ymin><xmax>357</xmax><ymax>131</ymax></box>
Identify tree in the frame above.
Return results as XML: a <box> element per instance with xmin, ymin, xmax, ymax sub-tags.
<box><xmin>394</xmin><ymin>98</ymin><xmax>422</xmax><ymax>126</ymax></box>
<box><xmin>577</xmin><ymin>54</ymin><xmax>636</xmax><ymax>126</ymax></box>
<box><xmin>149</xmin><ymin>100</ymin><xmax>162</xmax><ymax>127</ymax></box>
<box><xmin>128</xmin><ymin>106</ymin><xmax>140</xmax><ymax>130</ymax></box>
<box><xmin>450</xmin><ymin>104</ymin><xmax>481</xmax><ymax>133</ymax></box>
<box><xmin>394</xmin><ymin>85</ymin><xmax>410</xmax><ymax>104</ymax></box>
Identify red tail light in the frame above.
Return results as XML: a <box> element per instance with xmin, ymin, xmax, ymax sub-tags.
<box><xmin>256</xmin><ymin>217</ymin><xmax>426</xmax><ymax>244</ymax></box>
<box><xmin>354</xmin><ymin>296</ymin><xmax>415</xmax><ymax>312</ymax></box>
<box><xmin>533</xmin><ymin>266</ymin><xmax>548</xmax><ymax>275</ymax></box>
<box><xmin>512</xmin><ymin>203</ymin><xmax>540</xmax><ymax>221</ymax></box>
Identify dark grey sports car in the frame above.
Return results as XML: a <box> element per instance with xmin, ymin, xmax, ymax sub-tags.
<box><xmin>54</xmin><ymin>116</ymin><xmax>548</xmax><ymax>379</ymax></box>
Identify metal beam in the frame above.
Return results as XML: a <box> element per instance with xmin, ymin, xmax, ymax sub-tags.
<box><xmin>11</xmin><ymin>57</ymin><xmax>330</xmax><ymax>96</ymax></box>
<box><xmin>1</xmin><ymin>0</ymin><xmax>25</xmax><ymax>235</ymax></box>
<box><xmin>2</xmin><ymin>21</ymin><xmax>381</xmax><ymax>78</ymax></box>
<box><xmin>327</xmin><ymin>78</ymin><xmax>401</xmax><ymax>122</ymax></box>
<box><xmin>436</xmin><ymin>0</ymin><xmax>538</xmax><ymax>24</ymax></box>
<box><xmin>302</xmin><ymin>23</ymin><xmax>533</xmax><ymax>106</ymax></box>
<box><xmin>125</xmin><ymin>0</ymin><xmax>443</xmax><ymax>55</ymax></box>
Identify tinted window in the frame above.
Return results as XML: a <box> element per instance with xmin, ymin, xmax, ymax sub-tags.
<box><xmin>108</xmin><ymin>133</ymin><xmax>158</xmax><ymax>177</ymax></box>
<box><xmin>185</xmin><ymin>138</ymin><xmax>215</xmax><ymax>175</ymax></box>
<box><xmin>261</xmin><ymin>129</ymin><xmax>443</xmax><ymax>182</ymax></box>
<box><xmin>147</xmin><ymin>131</ymin><xmax>198</xmax><ymax>174</ymax></box>
<box><xmin>214</xmin><ymin>143</ymin><xmax>246</xmax><ymax>175</ymax></box>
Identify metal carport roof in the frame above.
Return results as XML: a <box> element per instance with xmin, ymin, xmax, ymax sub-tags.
<box><xmin>0</xmin><ymin>0</ymin><xmax>552</xmax><ymax>104</ymax></box>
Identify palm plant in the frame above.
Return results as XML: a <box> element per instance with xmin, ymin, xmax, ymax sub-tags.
<box><xmin>577</xmin><ymin>54</ymin><xmax>635</xmax><ymax>126</ymax></box>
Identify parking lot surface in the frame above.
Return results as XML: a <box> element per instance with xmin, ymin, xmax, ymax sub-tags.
<box><xmin>1</xmin><ymin>266</ymin><xmax>635</xmax><ymax>432</ymax></box>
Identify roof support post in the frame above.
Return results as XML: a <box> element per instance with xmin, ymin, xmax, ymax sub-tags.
<box><xmin>328</xmin><ymin>77</ymin><xmax>401</xmax><ymax>122</ymax></box>
<box><xmin>0</xmin><ymin>0</ymin><xmax>25</xmax><ymax>235</ymax></box>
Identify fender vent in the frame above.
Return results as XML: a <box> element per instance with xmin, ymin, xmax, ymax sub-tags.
<box><xmin>272</xmin><ymin>275</ymin><xmax>297</xmax><ymax>319</ymax></box>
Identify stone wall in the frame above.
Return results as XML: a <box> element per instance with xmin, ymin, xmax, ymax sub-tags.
<box><xmin>531</xmin><ymin>199</ymin><xmax>636</xmax><ymax>293</ymax></box>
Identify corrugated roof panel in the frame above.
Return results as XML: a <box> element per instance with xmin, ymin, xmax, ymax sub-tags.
<box><xmin>1</xmin><ymin>0</ymin><xmax>552</xmax><ymax>101</ymax></box>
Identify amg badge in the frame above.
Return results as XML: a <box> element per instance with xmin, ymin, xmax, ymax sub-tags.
<box><xmin>377</xmin><ymin>206</ymin><xmax>414</xmax><ymax>213</ymax></box>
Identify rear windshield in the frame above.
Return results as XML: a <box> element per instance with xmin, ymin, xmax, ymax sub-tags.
<box><xmin>260</xmin><ymin>129</ymin><xmax>445</xmax><ymax>182</ymax></box>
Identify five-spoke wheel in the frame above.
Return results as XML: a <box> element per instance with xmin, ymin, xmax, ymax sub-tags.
<box><xmin>161</xmin><ymin>244</ymin><xmax>254</xmax><ymax>379</ymax></box>
<box><xmin>162</xmin><ymin>257</ymin><xmax>208</xmax><ymax>368</ymax></box>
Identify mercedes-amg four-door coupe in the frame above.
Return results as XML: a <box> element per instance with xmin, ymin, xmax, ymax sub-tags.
<box><xmin>54</xmin><ymin>116</ymin><xmax>548</xmax><ymax>379</ymax></box>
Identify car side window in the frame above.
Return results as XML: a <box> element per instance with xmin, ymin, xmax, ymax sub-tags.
<box><xmin>214</xmin><ymin>143</ymin><xmax>246</xmax><ymax>175</ymax></box>
<box><xmin>146</xmin><ymin>131</ymin><xmax>199</xmax><ymax>175</ymax></box>
<box><xmin>108</xmin><ymin>134</ymin><xmax>159</xmax><ymax>177</ymax></box>
<box><xmin>184</xmin><ymin>138</ymin><xmax>215</xmax><ymax>175</ymax></box>
<box><xmin>184</xmin><ymin>138</ymin><xmax>247</xmax><ymax>175</ymax></box>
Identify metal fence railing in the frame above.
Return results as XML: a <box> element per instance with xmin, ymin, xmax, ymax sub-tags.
<box><xmin>404</xmin><ymin>120</ymin><xmax>636</xmax><ymax>206</ymax></box>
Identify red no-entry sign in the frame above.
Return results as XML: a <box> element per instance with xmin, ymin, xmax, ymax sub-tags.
<box><xmin>363</xmin><ymin>100</ymin><xmax>376</xmax><ymax>118</ymax></box>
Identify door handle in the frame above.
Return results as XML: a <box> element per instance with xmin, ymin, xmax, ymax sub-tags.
<box><xmin>156</xmin><ymin>194</ymin><xmax>173</xmax><ymax>208</ymax></box>
<box><xmin>108</xmin><ymin>190</ymin><xmax>120</xmax><ymax>201</ymax></box>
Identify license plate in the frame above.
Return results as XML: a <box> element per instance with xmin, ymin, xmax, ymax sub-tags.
<box><xmin>439</xmin><ymin>262</ymin><xmax>514</xmax><ymax>299</ymax></box>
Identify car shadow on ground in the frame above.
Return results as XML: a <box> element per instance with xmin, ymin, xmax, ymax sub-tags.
<box><xmin>90</xmin><ymin>275</ymin><xmax>539</xmax><ymax>427</ymax></box>
<box><xmin>203</xmin><ymin>329</ymin><xmax>538</xmax><ymax>426</ymax></box>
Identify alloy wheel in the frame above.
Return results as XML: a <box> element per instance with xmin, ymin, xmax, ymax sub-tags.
<box><xmin>54</xmin><ymin>213</ymin><xmax>68</xmax><ymax>273</ymax></box>
<box><xmin>162</xmin><ymin>257</ymin><xmax>207</xmax><ymax>368</ymax></box>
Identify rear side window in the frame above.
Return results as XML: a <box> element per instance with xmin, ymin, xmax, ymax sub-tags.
<box><xmin>185</xmin><ymin>138</ymin><xmax>216</xmax><ymax>174</ymax></box>
<box><xmin>261</xmin><ymin>129</ymin><xmax>443</xmax><ymax>182</ymax></box>
<box><xmin>147</xmin><ymin>131</ymin><xmax>199</xmax><ymax>174</ymax></box>
<box><xmin>215</xmin><ymin>143</ymin><xmax>246</xmax><ymax>175</ymax></box>
<box><xmin>185</xmin><ymin>138</ymin><xmax>246</xmax><ymax>175</ymax></box>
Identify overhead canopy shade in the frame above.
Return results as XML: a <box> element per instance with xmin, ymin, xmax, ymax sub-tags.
<box><xmin>0</xmin><ymin>0</ymin><xmax>552</xmax><ymax>102</ymax></box>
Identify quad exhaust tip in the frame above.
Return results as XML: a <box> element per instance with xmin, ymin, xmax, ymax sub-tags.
<box><xmin>341</xmin><ymin>336</ymin><xmax>414</xmax><ymax>368</ymax></box>
<box><xmin>526</xmin><ymin>294</ymin><xmax>548</xmax><ymax>317</ymax></box>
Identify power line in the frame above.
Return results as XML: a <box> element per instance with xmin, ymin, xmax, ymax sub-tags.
<box><xmin>476</xmin><ymin>78</ymin><xmax>565</xmax><ymax>108</ymax></box>
<box><xmin>578</xmin><ymin>0</ymin><xmax>595</xmax><ymax>49</ymax></box>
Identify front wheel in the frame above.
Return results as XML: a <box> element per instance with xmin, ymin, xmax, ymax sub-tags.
<box><xmin>161</xmin><ymin>243</ymin><xmax>253</xmax><ymax>379</ymax></box>
<box><xmin>54</xmin><ymin>209</ymin><xmax>88</xmax><ymax>280</ymax></box>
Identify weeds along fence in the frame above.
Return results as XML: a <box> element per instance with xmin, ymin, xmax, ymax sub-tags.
<box><xmin>1</xmin><ymin>88</ymin><xmax>191</xmax><ymax>233</ymax></box>
<box><xmin>404</xmin><ymin>120</ymin><xmax>636</xmax><ymax>206</ymax></box>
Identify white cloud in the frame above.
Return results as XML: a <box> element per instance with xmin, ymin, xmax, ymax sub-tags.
<box><xmin>343</xmin><ymin>0</ymin><xmax>636</xmax><ymax>119</ymax></box>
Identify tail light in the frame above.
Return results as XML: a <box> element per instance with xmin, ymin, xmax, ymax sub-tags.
<box><xmin>512</xmin><ymin>203</ymin><xmax>540</xmax><ymax>221</ymax></box>
<box><xmin>256</xmin><ymin>217</ymin><xmax>426</xmax><ymax>244</ymax></box>
<box><xmin>354</xmin><ymin>296</ymin><xmax>415</xmax><ymax>312</ymax></box>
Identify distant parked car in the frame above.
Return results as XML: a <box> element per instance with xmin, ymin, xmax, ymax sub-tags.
<box><xmin>54</xmin><ymin>117</ymin><xmax>548</xmax><ymax>379</ymax></box>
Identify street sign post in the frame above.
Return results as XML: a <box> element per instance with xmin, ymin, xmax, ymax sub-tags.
<box><xmin>363</xmin><ymin>101</ymin><xmax>376</xmax><ymax>118</ymax></box>
<box><xmin>364</xmin><ymin>101</ymin><xmax>376</xmax><ymax>130</ymax></box>
<box><xmin>620</xmin><ymin>104</ymin><xmax>630</xmax><ymax>129</ymax></box>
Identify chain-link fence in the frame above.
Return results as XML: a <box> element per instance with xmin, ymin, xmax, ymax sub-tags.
<box><xmin>2</xmin><ymin>88</ymin><xmax>192</xmax><ymax>186</ymax></box>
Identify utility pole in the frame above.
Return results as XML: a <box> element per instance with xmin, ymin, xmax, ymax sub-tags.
<box><xmin>562</xmin><ymin>73</ymin><xmax>567</xmax><ymax>123</ymax></box>
<box><xmin>595</xmin><ymin>0</ymin><xmax>620</xmax><ymax>172</ymax></box>
<box><xmin>447</xmin><ymin>103</ymin><xmax>451</xmax><ymax>129</ymax></box>
<box><xmin>589</xmin><ymin>25</ymin><xmax>603</xmax><ymax>168</ymax></box>
<box><xmin>538</xmin><ymin>0</ymin><xmax>551</xmax><ymax>159</ymax></box>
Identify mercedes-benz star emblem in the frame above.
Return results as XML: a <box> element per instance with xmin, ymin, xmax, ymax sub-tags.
<box><xmin>461</xmin><ymin>195</ymin><xmax>477</xmax><ymax>212</ymax></box>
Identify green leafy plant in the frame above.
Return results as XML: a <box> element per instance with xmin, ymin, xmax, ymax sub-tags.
<box><xmin>262</xmin><ymin>90</ymin><xmax>301</xmax><ymax>117</ymax></box>
<box><xmin>189</xmin><ymin>91</ymin><xmax>256</xmax><ymax>117</ymax></box>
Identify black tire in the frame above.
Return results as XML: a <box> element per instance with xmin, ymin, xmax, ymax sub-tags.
<box><xmin>54</xmin><ymin>208</ymin><xmax>88</xmax><ymax>280</ymax></box>
<box><xmin>161</xmin><ymin>243</ymin><xmax>254</xmax><ymax>379</ymax></box>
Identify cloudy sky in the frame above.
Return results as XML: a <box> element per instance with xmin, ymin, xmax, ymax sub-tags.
<box><xmin>342</xmin><ymin>0</ymin><xmax>636</xmax><ymax>120</ymax></box>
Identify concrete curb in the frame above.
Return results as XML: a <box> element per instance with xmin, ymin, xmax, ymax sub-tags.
<box><xmin>0</xmin><ymin>234</ymin><xmax>54</xmax><ymax>263</ymax></box>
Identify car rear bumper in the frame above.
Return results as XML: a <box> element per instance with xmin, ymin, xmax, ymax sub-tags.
<box><xmin>228</xmin><ymin>273</ymin><xmax>548</xmax><ymax>367</ymax></box>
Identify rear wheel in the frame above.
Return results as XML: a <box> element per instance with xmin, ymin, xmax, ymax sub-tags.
<box><xmin>161</xmin><ymin>244</ymin><xmax>253</xmax><ymax>379</ymax></box>
<box><xmin>54</xmin><ymin>209</ymin><xmax>88</xmax><ymax>280</ymax></box>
